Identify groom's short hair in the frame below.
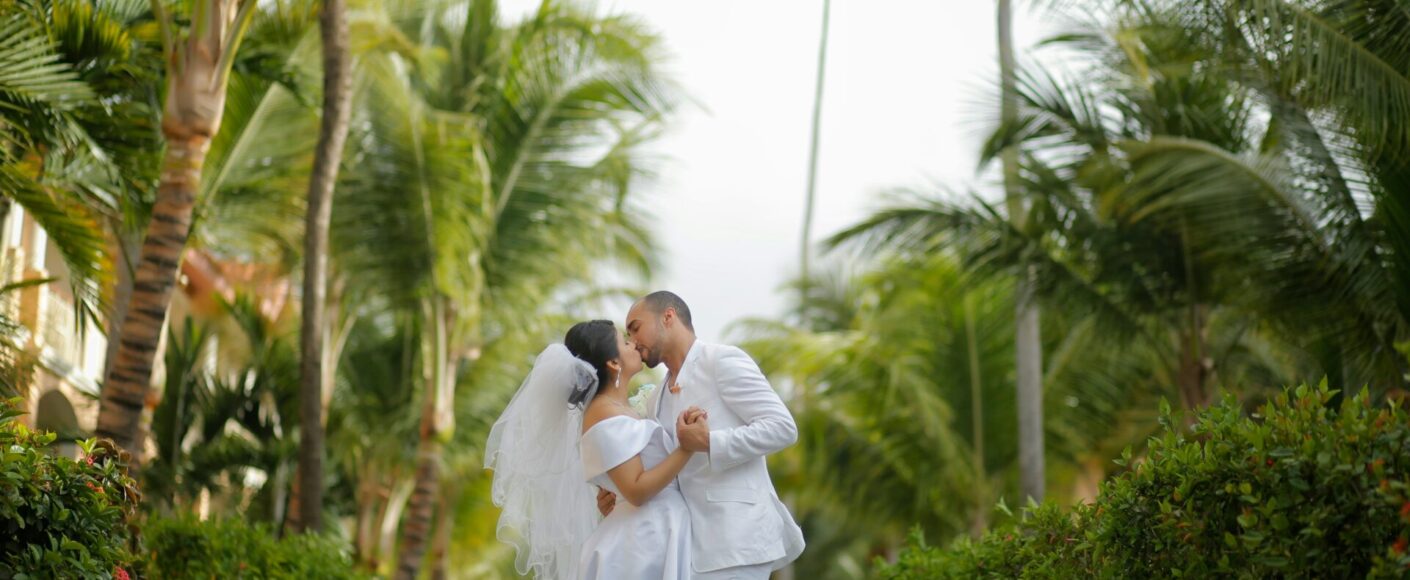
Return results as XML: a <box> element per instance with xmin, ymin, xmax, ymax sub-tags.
<box><xmin>642</xmin><ymin>291</ymin><xmax>694</xmax><ymax>332</ymax></box>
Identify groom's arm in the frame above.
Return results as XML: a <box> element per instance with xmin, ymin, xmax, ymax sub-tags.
<box><xmin>704</xmin><ymin>345</ymin><xmax>798</xmax><ymax>472</ymax></box>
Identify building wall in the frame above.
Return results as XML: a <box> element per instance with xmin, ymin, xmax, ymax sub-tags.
<box><xmin>0</xmin><ymin>203</ymin><xmax>106</xmax><ymax>437</ymax></box>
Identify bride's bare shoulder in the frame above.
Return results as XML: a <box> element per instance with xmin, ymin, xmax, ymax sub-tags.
<box><xmin>581</xmin><ymin>399</ymin><xmax>633</xmax><ymax>434</ymax></box>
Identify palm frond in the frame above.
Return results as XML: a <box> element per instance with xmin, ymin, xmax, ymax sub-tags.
<box><xmin>0</xmin><ymin>166</ymin><xmax>110</xmax><ymax>325</ymax></box>
<box><xmin>1223</xmin><ymin>0</ymin><xmax>1410</xmax><ymax>158</ymax></box>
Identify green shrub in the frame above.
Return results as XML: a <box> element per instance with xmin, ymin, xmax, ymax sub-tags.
<box><xmin>877</xmin><ymin>383</ymin><xmax>1410</xmax><ymax>578</ymax></box>
<box><xmin>143</xmin><ymin>515</ymin><xmax>368</xmax><ymax>579</ymax></box>
<box><xmin>0</xmin><ymin>398</ymin><xmax>141</xmax><ymax>579</ymax></box>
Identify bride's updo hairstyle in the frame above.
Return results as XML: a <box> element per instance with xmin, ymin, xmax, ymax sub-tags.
<box><xmin>564</xmin><ymin>320</ymin><xmax>619</xmax><ymax>407</ymax></box>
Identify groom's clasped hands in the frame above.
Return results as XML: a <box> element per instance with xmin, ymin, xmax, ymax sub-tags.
<box><xmin>676</xmin><ymin>405</ymin><xmax>710</xmax><ymax>453</ymax></box>
<box><xmin>595</xmin><ymin>405</ymin><xmax>709</xmax><ymax>518</ymax></box>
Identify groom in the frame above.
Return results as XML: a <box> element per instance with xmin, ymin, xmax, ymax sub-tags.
<box><xmin>598</xmin><ymin>291</ymin><xmax>805</xmax><ymax>579</ymax></box>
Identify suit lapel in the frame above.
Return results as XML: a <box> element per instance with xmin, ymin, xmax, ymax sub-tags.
<box><xmin>678</xmin><ymin>342</ymin><xmax>709</xmax><ymax>410</ymax></box>
<box><xmin>654</xmin><ymin>341</ymin><xmax>705</xmax><ymax>422</ymax></box>
<box><xmin>648</xmin><ymin>377</ymin><xmax>665</xmax><ymax>421</ymax></box>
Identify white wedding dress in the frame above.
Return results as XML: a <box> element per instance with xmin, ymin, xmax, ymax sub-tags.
<box><xmin>578</xmin><ymin>415</ymin><xmax>693</xmax><ymax>580</ymax></box>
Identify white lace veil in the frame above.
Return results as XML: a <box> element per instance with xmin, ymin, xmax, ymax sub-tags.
<box><xmin>484</xmin><ymin>344</ymin><xmax>602</xmax><ymax>580</ymax></box>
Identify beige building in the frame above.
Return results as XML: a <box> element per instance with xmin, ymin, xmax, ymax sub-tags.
<box><xmin>0</xmin><ymin>203</ymin><xmax>107</xmax><ymax>457</ymax></box>
<box><xmin>0</xmin><ymin>201</ymin><xmax>291</xmax><ymax>458</ymax></box>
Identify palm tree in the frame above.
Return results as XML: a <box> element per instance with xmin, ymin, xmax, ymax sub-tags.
<box><xmin>144</xmin><ymin>293</ymin><xmax>304</xmax><ymax>522</ymax></box>
<box><xmin>294</xmin><ymin>0</ymin><xmax>355</xmax><ymax>532</ymax></box>
<box><xmin>326</xmin><ymin>2</ymin><xmax>676</xmax><ymax>575</ymax></box>
<box><xmin>96</xmin><ymin>0</ymin><xmax>265</xmax><ymax>461</ymax></box>
<box><xmin>832</xmin><ymin>5</ymin><xmax>1307</xmax><ymax>413</ymax></box>
<box><xmin>738</xmin><ymin>257</ymin><xmax>1020</xmax><ymax>574</ymax></box>
<box><xmin>1095</xmin><ymin>0</ymin><xmax>1410</xmax><ymax>388</ymax></box>
<box><xmin>996</xmin><ymin>0</ymin><xmax>1045</xmax><ymax>503</ymax></box>
<box><xmin>798</xmin><ymin>0</ymin><xmax>831</xmax><ymax>299</ymax></box>
<box><xmin>325</xmin><ymin>316</ymin><xmax>420</xmax><ymax>571</ymax></box>
<box><xmin>0</xmin><ymin>2</ymin><xmax>155</xmax><ymax>330</ymax></box>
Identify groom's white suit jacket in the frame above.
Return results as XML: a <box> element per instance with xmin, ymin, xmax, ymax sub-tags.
<box><xmin>647</xmin><ymin>340</ymin><xmax>806</xmax><ymax>574</ymax></box>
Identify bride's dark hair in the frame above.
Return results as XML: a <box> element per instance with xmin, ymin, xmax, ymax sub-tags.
<box><xmin>564</xmin><ymin>320</ymin><xmax>619</xmax><ymax>405</ymax></box>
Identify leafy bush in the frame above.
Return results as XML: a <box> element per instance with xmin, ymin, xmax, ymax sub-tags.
<box><xmin>877</xmin><ymin>384</ymin><xmax>1410</xmax><ymax>578</ymax></box>
<box><xmin>0</xmin><ymin>398</ymin><xmax>141</xmax><ymax>579</ymax></box>
<box><xmin>143</xmin><ymin>515</ymin><xmax>369</xmax><ymax>579</ymax></box>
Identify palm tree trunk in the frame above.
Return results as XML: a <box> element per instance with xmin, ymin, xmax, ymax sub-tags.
<box><xmin>296</xmin><ymin>0</ymin><xmax>354</xmax><ymax>533</ymax></box>
<box><xmin>429</xmin><ymin>482</ymin><xmax>458</xmax><ymax>580</ymax></box>
<box><xmin>96</xmin><ymin>136</ymin><xmax>209</xmax><ymax>460</ymax></box>
<box><xmin>102</xmin><ymin>229</ymin><xmax>140</xmax><ymax>381</ymax></box>
<box><xmin>1177</xmin><ymin>304</ymin><xmax>1210</xmax><ymax>410</ymax></box>
<box><xmin>95</xmin><ymin>0</ymin><xmax>251</xmax><ymax>462</ymax></box>
<box><xmin>285</xmin><ymin>468</ymin><xmax>305</xmax><ymax>532</ymax></box>
<box><xmin>798</xmin><ymin>0</ymin><xmax>831</xmax><ymax>298</ymax></box>
<box><xmin>377</xmin><ymin>475</ymin><xmax>415</xmax><ymax>571</ymax></box>
<box><xmin>396</xmin><ymin>410</ymin><xmax>443</xmax><ymax>580</ymax></box>
<box><xmin>998</xmin><ymin>0</ymin><xmax>1045</xmax><ymax>503</ymax></box>
<box><xmin>397</xmin><ymin>300</ymin><xmax>455</xmax><ymax>580</ymax></box>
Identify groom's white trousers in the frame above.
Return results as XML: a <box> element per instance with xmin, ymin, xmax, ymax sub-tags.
<box><xmin>692</xmin><ymin>562</ymin><xmax>772</xmax><ymax>580</ymax></box>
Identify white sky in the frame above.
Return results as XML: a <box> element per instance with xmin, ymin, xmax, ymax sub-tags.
<box><xmin>504</xmin><ymin>1</ymin><xmax>1051</xmax><ymax>341</ymax></box>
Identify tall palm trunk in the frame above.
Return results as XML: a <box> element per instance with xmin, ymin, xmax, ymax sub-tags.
<box><xmin>798</xmin><ymin>0</ymin><xmax>831</xmax><ymax>297</ymax></box>
<box><xmin>396</xmin><ymin>300</ymin><xmax>457</xmax><ymax>580</ymax></box>
<box><xmin>1176</xmin><ymin>305</ymin><xmax>1210</xmax><ymax>410</ymax></box>
<box><xmin>377</xmin><ymin>475</ymin><xmax>416</xmax><ymax>571</ymax></box>
<box><xmin>102</xmin><ymin>230</ymin><xmax>141</xmax><ymax>381</ymax></box>
<box><xmin>429</xmin><ymin>482</ymin><xmax>459</xmax><ymax>580</ymax></box>
<box><xmin>295</xmin><ymin>0</ymin><xmax>354</xmax><ymax>533</ymax></box>
<box><xmin>998</xmin><ymin>0</ymin><xmax>1045</xmax><ymax>503</ymax></box>
<box><xmin>397</xmin><ymin>422</ymin><xmax>443</xmax><ymax>579</ymax></box>
<box><xmin>95</xmin><ymin>0</ymin><xmax>255</xmax><ymax>461</ymax></box>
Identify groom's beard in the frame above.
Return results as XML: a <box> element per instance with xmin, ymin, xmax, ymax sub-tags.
<box><xmin>641</xmin><ymin>344</ymin><xmax>663</xmax><ymax>368</ymax></box>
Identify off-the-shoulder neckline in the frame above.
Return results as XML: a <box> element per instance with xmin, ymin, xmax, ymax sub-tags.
<box><xmin>582</xmin><ymin>413</ymin><xmax>652</xmax><ymax>436</ymax></box>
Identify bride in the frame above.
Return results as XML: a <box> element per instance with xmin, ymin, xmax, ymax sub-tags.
<box><xmin>484</xmin><ymin>320</ymin><xmax>705</xmax><ymax>579</ymax></box>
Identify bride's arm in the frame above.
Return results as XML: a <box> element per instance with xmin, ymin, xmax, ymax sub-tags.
<box><xmin>606</xmin><ymin>412</ymin><xmax>707</xmax><ymax>506</ymax></box>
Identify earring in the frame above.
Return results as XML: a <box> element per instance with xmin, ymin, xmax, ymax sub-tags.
<box><xmin>615</xmin><ymin>372</ymin><xmax>622</xmax><ymax>390</ymax></box>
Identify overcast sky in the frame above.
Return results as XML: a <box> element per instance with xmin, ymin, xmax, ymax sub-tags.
<box><xmin>504</xmin><ymin>1</ymin><xmax>1050</xmax><ymax>341</ymax></box>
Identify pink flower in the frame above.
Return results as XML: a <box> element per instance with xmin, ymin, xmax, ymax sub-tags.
<box><xmin>113</xmin><ymin>566</ymin><xmax>130</xmax><ymax>580</ymax></box>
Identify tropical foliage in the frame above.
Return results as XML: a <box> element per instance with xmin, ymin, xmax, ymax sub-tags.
<box><xmin>752</xmin><ymin>0</ymin><xmax>1410</xmax><ymax>573</ymax></box>
<box><xmin>6</xmin><ymin>0</ymin><xmax>1410</xmax><ymax>577</ymax></box>
<box><xmin>144</xmin><ymin>515</ymin><xmax>369</xmax><ymax>578</ymax></box>
<box><xmin>876</xmin><ymin>384</ymin><xmax>1410</xmax><ymax>578</ymax></box>
<box><xmin>0</xmin><ymin>399</ymin><xmax>141</xmax><ymax>579</ymax></box>
<box><xmin>4</xmin><ymin>0</ymin><xmax>676</xmax><ymax>575</ymax></box>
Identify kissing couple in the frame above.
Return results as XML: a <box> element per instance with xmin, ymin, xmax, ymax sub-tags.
<box><xmin>485</xmin><ymin>291</ymin><xmax>805</xmax><ymax>579</ymax></box>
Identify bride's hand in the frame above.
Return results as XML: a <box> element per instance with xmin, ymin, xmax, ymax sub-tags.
<box><xmin>676</xmin><ymin>408</ymin><xmax>710</xmax><ymax>453</ymax></box>
<box><xmin>681</xmin><ymin>406</ymin><xmax>707</xmax><ymax>425</ymax></box>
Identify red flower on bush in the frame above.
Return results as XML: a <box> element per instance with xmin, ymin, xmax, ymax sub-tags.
<box><xmin>1393</xmin><ymin>536</ymin><xmax>1408</xmax><ymax>556</ymax></box>
<box><xmin>1400</xmin><ymin>501</ymin><xmax>1410</xmax><ymax>522</ymax></box>
<box><xmin>113</xmin><ymin>566</ymin><xmax>130</xmax><ymax>580</ymax></box>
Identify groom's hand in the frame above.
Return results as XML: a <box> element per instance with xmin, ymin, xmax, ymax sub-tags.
<box><xmin>677</xmin><ymin>408</ymin><xmax>711</xmax><ymax>453</ymax></box>
<box><xmin>596</xmin><ymin>487</ymin><xmax>616</xmax><ymax>517</ymax></box>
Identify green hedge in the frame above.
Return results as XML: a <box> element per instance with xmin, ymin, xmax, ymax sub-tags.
<box><xmin>0</xmin><ymin>398</ymin><xmax>140</xmax><ymax>579</ymax></box>
<box><xmin>143</xmin><ymin>515</ymin><xmax>368</xmax><ymax>579</ymax></box>
<box><xmin>877</xmin><ymin>384</ymin><xmax>1410</xmax><ymax>578</ymax></box>
<box><xmin>0</xmin><ymin>397</ymin><xmax>365</xmax><ymax>579</ymax></box>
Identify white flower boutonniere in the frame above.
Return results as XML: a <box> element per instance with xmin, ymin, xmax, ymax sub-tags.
<box><xmin>628</xmin><ymin>383</ymin><xmax>657</xmax><ymax>417</ymax></box>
